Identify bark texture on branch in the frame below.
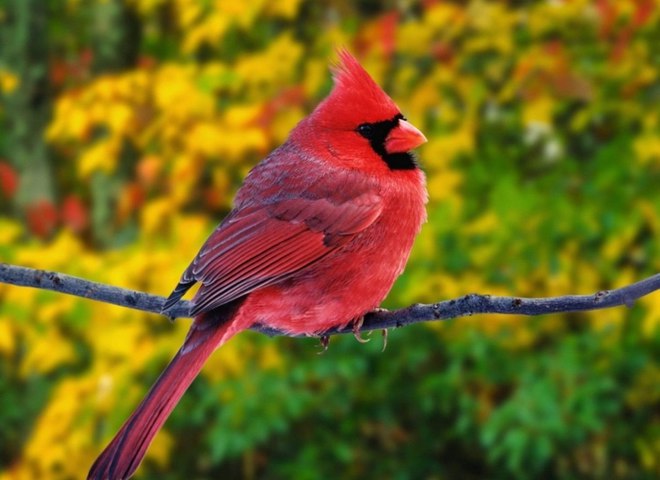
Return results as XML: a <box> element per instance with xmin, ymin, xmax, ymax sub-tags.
<box><xmin>1</xmin><ymin>263</ymin><xmax>658</xmax><ymax>337</ymax></box>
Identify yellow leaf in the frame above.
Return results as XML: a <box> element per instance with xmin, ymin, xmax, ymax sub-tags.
<box><xmin>0</xmin><ymin>318</ymin><xmax>15</xmax><ymax>357</ymax></box>
<box><xmin>634</xmin><ymin>134</ymin><xmax>660</xmax><ymax>165</ymax></box>
<box><xmin>78</xmin><ymin>139</ymin><xmax>120</xmax><ymax>178</ymax></box>
<box><xmin>141</xmin><ymin>198</ymin><xmax>175</xmax><ymax>235</ymax></box>
<box><xmin>264</xmin><ymin>0</ymin><xmax>302</xmax><ymax>18</ymax></box>
<box><xmin>522</xmin><ymin>96</ymin><xmax>554</xmax><ymax>127</ymax></box>
<box><xmin>0</xmin><ymin>69</ymin><xmax>19</xmax><ymax>93</ymax></box>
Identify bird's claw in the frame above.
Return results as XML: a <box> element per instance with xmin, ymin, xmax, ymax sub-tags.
<box><xmin>352</xmin><ymin>316</ymin><xmax>371</xmax><ymax>343</ymax></box>
<box><xmin>381</xmin><ymin>328</ymin><xmax>388</xmax><ymax>352</ymax></box>
<box><xmin>318</xmin><ymin>335</ymin><xmax>330</xmax><ymax>354</ymax></box>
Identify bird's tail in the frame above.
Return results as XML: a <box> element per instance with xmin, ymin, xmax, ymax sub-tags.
<box><xmin>88</xmin><ymin>304</ymin><xmax>244</xmax><ymax>480</ymax></box>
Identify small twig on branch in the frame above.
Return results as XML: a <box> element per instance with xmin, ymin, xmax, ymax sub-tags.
<box><xmin>1</xmin><ymin>263</ymin><xmax>659</xmax><ymax>337</ymax></box>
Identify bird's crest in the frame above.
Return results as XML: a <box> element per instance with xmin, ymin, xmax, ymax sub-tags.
<box><xmin>314</xmin><ymin>49</ymin><xmax>399</xmax><ymax>127</ymax></box>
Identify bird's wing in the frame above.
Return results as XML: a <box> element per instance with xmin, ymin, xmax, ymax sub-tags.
<box><xmin>165</xmin><ymin>192</ymin><xmax>383</xmax><ymax>316</ymax></box>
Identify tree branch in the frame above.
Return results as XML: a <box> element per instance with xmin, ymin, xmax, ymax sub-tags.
<box><xmin>1</xmin><ymin>262</ymin><xmax>659</xmax><ymax>337</ymax></box>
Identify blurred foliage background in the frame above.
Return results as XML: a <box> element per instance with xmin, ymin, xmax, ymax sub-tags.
<box><xmin>0</xmin><ymin>0</ymin><xmax>659</xmax><ymax>479</ymax></box>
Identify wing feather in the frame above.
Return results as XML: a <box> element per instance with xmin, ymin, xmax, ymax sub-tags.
<box><xmin>173</xmin><ymin>192</ymin><xmax>382</xmax><ymax>316</ymax></box>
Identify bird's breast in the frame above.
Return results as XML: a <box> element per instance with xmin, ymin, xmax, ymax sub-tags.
<box><xmin>239</xmin><ymin>170</ymin><xmax>427</xmax><ymax>335</ymax></box>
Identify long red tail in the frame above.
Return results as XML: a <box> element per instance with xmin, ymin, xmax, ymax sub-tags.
<box><xmin>88</xmin><ymin>305</ymin><xmax>244</xmax><ymax>480</ymax></box>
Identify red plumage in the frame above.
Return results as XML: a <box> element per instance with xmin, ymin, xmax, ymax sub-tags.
<box><xmin>88</xmin><ymin>50</ymin><xmax>427</xmax><ymax>479</ymax></box>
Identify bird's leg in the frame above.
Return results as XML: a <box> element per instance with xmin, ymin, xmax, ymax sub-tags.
<box><xmin>367</xmin><ymin>308</ymin><xmax>390</xmax><ymax>351</ymax></box>
<box><xmin>352</xmin><ymin>316</ymin><xmax>371</xmax><ymax>343</ymax></box>
<box><xmin>317</xmin><ymin>334</ymin><xmax>330</xmax><ymax>354</ymax></box>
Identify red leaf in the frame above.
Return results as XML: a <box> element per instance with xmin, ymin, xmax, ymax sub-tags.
<box><xmin>432</xmin><ymin>42</ymin><xmax>454</xmax><ymax>64</ymax></box>
<box><xmin>379</xmin><ymin>11</ymin><xmax>400</xmax><ymax>60</ymax></box>
<box><xmin>596</xmin><ymin>0</ymin><xmax>616</xmax><ymax>38</ymax></box>
<box><xmin>0</xmin><ymin>161</ymin><xmax>18</xmax><ymax>199</ymax></box>
<box><xmin>117</xmin><ymin>182</ymin><xmax>145</xmax><ymax>224</ymax></box>
<box><xmin>49</xmin><ymin>59</ymin><xmax>69</xmax><ymax>87</ymax></box>
<box><xmin>26</xmin><ymin>200</ymin><xmax>58</xmax><ymax>239</ymax></box>
<box><xmin>79</xmin><ymin>47</ymin><xmax>93</xmax><ymax>68</ymax></box>
<box><xmin>253</xmin><ymin>86</ymin><xmax>305</xmax><ymax>135</ymax></box>
<box><xmin>203</xmin><ymin>187</ymin><xmax>224</xmax><ymax>210</ymax></box>
<box><xmin>138</xmin><ymin>55</ymin><xmax>156</xmax><ymax>69</ymax></box>
<box><xmin>61</xmin><ymin>195</ymin><xmax>89</xmax><ymax>233</ymax></box>
<box><xmin>634</xmin><ymin>0</ymin><xmax>656</xmax><ymax>27</ymax></box>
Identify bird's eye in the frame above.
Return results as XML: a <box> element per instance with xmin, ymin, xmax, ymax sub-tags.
<box><xmin>357</xmin><ymin>123</ymin><xmax>374</xmax><ymax>139</ymax></box>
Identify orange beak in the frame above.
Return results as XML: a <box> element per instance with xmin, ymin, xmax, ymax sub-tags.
<box><xmin>385</xmin><ymin>119</ymin><xmax>427</xmax><ymax>154</ymax></box>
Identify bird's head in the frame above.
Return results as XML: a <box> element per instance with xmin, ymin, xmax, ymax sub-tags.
<box><xmin>293</xmin><ymin>50</ymin><xmax>427</xmax><ymax>172</ymax></box>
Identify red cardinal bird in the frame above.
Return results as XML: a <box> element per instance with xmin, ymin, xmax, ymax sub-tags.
<box><xmin>88</xmin><ymin>50</ymin><xmax>427</xmax><ymax>479</ymax></box>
